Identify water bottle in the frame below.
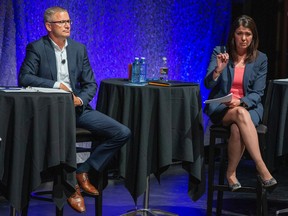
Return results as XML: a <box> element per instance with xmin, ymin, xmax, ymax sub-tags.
<box><xmin>131</xmin><ymin>57</ymin><xmax>140</xmax><ymax>83</ymax></box>
<box><xmin>159</xmin><ymin>57</ymin><xmax>168</xmax><ymax>81</ymax></box>
<box><xmin>139</xmin><ymin>57</ymin><xmax>147</xmax><ymax>83</ymax></box>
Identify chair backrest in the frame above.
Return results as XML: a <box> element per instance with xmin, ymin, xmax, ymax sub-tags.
<box><xmin>76</xmin><ymin>127</ymin><xmax>103</xmax><ymax>154</ymax></box>
<box><xmin>76</xmin><ymin>128</ymin><xmax>97</xmax><ymax>143</ymax></box>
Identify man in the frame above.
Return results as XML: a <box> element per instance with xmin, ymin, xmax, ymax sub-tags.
<box><xmin>19</xmin><ymin>6</ymin><xmax>131</xmax><ymax>213</ymax></box>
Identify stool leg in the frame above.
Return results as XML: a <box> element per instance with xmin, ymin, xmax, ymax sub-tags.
<box><xmin>95</xmin><ymin>171</ymin><xmax>103</xmax><ymax>216</ymax></box>
<box><xmin>21</xmin><ymin>205</ymin><xmax>28</xmax><ymax>216</ymax></box>
<box><xmin>216</xmin><ymin>146</ymin><xmax>226</xmax><ymax>215</ymax></box>
<box><xmin>95</xmin><ymin>195</ymin><xmax>102</xmax><ymax>216</ymax></box>
<box><xmin>207</xmin><ymin>133</ymin><xmax>216</xmax><ymax>216</ymax></box>
<box><xmin>261</xmin><ymin>191</ymin><xmax>268</xmax><ymax>216</ymax></box>
<box><xmin>256</xmin><ymin>183</ymin><xmax>262</xmax><ymax>216</ymax></box>
<box><xmin>256</xmin><ymin>178</ymin><xmax>268</xmax><ymax>216</ymax></box>
<box><xmin>10</xmin><ymin>206</ymin><xmax>29</xmax><ymax>216</ymax></box>
<box><xmin>56</xmin><ymin>207</ymin><xmax>63</xmax><ymax>216</ymax></box>
<box><xmin>9</xmin><ymin>207</ymin><xmax>16</xmax><ymax>216</ymax></box>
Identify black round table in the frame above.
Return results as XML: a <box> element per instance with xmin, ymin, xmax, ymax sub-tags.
<box><xmin>0</xmin><ymin>90</ymin><xmax>77</xmax><ymax>212</ymax></box>
<box><xmin>96</xmin><ymin>78</ymin><xmax>205</xmax><ymax>203</ymax></box>
<box><xmin>264</xmin><ymin>80</ymin><xmax>288</xmax><ymax>170</ymax></box>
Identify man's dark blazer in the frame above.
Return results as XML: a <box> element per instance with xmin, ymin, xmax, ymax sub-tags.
<box><xmin>204</xmin><ymin>46</ymin><xmax>268</xmax><ymax>124</ymax></box>
<box><xmin>19</xmin><ymin>36</ymin><xmax>96</xmax><ymax>112</ymax></box>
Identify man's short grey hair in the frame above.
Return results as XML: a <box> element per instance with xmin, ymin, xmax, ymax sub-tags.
<box><xmin>44</xmin><ymin>6</ymin><xmax>67</xmax><ymax>22</ymax></box>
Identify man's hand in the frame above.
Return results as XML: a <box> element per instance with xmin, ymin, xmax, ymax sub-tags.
<box><xmin>59</xmin><ymin>83</ymin><xmax>71</xmax><ymax>92</ymax></box>
<box><xmin>59</xmin><ymin>83</ymin><xmax>82</xmax><ymax>107</ymax></box>
<box><xmin>72</xmin><ymin>94</ymin><xmax>82</xmax><ymax>107</ymax></box>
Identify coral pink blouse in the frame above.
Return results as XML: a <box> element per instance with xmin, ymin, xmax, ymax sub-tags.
<box><xmin>230</xmin><ymin>66</ymin><xmax>245</xmax><ymax>99</ymax></box>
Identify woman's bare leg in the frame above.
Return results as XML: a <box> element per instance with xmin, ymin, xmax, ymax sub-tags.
<box><xmin>226</xmin><ymin>123</ymin><xmax>245</xmax><ymax>185</ymax></box>
<box><xmin>222</xmin><ymin>107</ymin><xmax>273</xmax><ymax>181</ymax></box>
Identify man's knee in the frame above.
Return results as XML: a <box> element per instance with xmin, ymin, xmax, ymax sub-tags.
<box><xmin>124</xmin><ymin>127</ymin><xmax>131</xmax><ymax>140</ymax></box>
<box><xmin>118</xmin><ymin>125</ymin><xmax>131</xmax><ymax>143</ymax></box>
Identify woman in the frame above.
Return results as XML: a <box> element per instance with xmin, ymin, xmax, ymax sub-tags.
<box><xmin>204</xmin><ymin>15</ymin><xmax>277</xmax><ymax>191</ymax></box>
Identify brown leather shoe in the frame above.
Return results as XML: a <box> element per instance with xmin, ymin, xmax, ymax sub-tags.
<box><xmin>76</xmin><ymin>172</ymin><xmax>99</xmax><ymax>195</ymax></box>
<box><xmin>67</xmin><ymin>184</ymin><xmax>86</xmax><ymax>213</ymax></box>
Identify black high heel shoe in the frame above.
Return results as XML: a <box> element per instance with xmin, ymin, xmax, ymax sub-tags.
<box><xmin>257</xmin><ymin>175</ymin><xmax>277</xmax><ymax>190</ymax></box>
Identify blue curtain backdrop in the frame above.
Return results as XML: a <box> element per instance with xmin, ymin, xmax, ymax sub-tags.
<box><xmin>0</xmin><ymin>0</ymin><xmax>231</xmax><ymax>107</ymax></box>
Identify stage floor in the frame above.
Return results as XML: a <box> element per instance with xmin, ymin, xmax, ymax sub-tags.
<box><xmin>1</xmin><ymin>158</ymin><xmax>288</xmax><ymax>216</ymax></box>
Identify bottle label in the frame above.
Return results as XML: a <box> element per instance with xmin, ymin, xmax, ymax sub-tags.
<box><xmin>160</xmin><ymin>67</ymin><xmax>168</xmax><ymax>75</ymax></box>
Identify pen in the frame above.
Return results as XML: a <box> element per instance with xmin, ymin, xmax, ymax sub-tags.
<box><xmin>221</xmin><ymin>46</ymin><xmax>226</xmax><ymax>53</ymax></box>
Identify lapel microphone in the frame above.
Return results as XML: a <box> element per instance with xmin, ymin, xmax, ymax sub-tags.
<box><xmin>61</xmin><ymin>59</ymin><xmax>66</xmax><ymax>64</ymax></box>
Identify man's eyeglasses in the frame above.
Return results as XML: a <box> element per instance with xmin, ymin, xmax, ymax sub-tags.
<box><xmin>49</xmin><ymin>20</ymin><xmax>72</xmax><ymax>26</ymax></box>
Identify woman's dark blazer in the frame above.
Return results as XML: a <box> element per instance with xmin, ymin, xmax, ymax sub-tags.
<box><xmin>204</xmin><ymin>46</ymin><xmax>268</xmax><ymax>125</ymax></box>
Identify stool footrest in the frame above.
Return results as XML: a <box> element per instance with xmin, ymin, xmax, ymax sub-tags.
<box><xmin>213</xmin><ymin>185</ymin><xmax>257</xmax><ymax>193</ymax></box>
<box><xmin>76</xmin><ymin>147</ymin><xmax>94</xmax><ymax>153</ymax></box>
<box><xmin>30</xmin><ymin>191</ymin><xmax>53</xmax><ymax>202</ymax></box>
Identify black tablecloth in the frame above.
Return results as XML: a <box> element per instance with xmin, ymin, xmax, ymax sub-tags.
<box><xmin>96</xmin><ymin>78</ymin><xmax>205</xmax><ymax>202</ymax></box>
<box><xmin>264</xmin><ymin>80</ymin><xmax>288</xmax><ymax>170</ymax></box>
<box><xmin>0</xmin><ymin>91</ymin><xmax>77</xmax><ymax>212</ymax></box>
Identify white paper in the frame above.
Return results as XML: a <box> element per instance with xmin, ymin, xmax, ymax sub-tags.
<box><xmin>1</xmin><ymin>87</ymin><xmax>70</xmax><ymax>93</ymax></box>
<box><xmin>1</xmin><ymin>88</ymin><xmax>38</xmax><ymax>92</ymax></box>
<box><xmin>204</xmin><ymin>93</ymin><xmax>233</xmax><ymax>104</ymax></box>
<box><xmin>29</xmin><ymin>87</ymin><xmax>70</xmax><ymax>93</ymax></box>
<box><xmin>273</xmin><ymin>78</ymin><xmax>288</xmax><ymax>82</ymax></box>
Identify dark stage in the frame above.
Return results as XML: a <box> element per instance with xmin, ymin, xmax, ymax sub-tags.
<box><xmin>1</xmin><ymin>159</ymin><xmax>287</xmax><ymax>216</ymax></box>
